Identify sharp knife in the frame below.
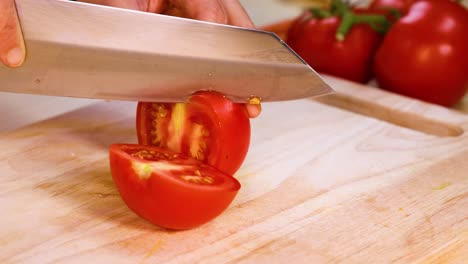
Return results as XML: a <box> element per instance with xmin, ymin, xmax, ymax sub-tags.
<box><xmin>0</xmin><ymin>0</ymin><xmax>333</xmax><ymax>103</ymax></box>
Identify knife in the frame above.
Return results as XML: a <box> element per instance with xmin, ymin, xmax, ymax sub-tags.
<box><xmin>0</xmin><ymin>0</ymin><xmax>333</xmax><ymax>103</ymax></box>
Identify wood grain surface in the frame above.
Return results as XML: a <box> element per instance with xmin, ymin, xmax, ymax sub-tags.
<box><xmin>1</xmin><ymin>75</ymin><xmax>467</xmax><ymax>263</ymax></box>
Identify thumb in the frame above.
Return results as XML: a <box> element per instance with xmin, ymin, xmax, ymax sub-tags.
<box><xmin>0</xmin><ymin>0</ymin><xmax>26</xmax><ymax>68</ymax></box>
<box><xmin>190</xmin><ymin>0</ymin><xmax>228</xmax><ymax>24</ymax></box>
<box><xmin>165</xmin><ymin>0</ymin><xmax>228</xmax><ymax>24</ymax></box>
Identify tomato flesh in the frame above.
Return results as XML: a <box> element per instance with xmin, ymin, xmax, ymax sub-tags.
<box><xmin>109</xmin><ymin>144</ymin><xmax>241</xmax><ymax>230</ymax></box>
<box><xmin>137</xmin><ymin>91</ymin><xmax>250</xmax><ymax>175</ymax></box>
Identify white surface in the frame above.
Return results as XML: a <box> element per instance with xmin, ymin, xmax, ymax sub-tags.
<box><xmin>240</xmin><ymin>0</ymin><xmax>301</xmax><ymax>26</ymax></box>
<box><xmin>0</xmin><ymin>0</ymin><xmax>301</xmax><ymax>132</ymax></box>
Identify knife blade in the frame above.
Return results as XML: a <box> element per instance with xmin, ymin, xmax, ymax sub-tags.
<box><xmin>0</xmin><ymin>0</ymin><xmax>333</xmax><ymax>103</ymax></box>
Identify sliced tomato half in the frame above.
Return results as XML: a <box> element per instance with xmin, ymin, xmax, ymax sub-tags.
<box><xmin>109</xmin><ymin>144</ymin><xmax>241</xmax><ymax>230</ymax></box>
<box><xmin>136</xmin><ymin>91</ymin><xmax>250</xmax><ymax>175</ymax></box>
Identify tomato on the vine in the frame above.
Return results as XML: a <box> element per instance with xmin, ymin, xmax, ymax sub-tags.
<box><xmin>373</xmin><ymin>0</ymin><xmax>468</xmax><ymax>106</ymax></box>
<box><xmin>136</xmin><ymin>91</ymin><xmax>250</xmax><ymax>176</ymax></box>
<box><xmin>286</xmin><ymin>0</ymin><xmax>391</xmax><ymax>83</ymax></box>
<box><xmin>109</xmin><ymin>144</ymin><xmax>241</xmax><ymax>230</ymax></box>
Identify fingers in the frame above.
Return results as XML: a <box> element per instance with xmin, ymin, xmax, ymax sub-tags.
<box><xmin>146</xmin><ymin>0</ymin><xmax>167</xmax><ymax>13</ymax></box>
<box><xmin>245</xmin><ymin>104</ymin><xmax>261</xmax><ymax>119</ymax></box>
<box><xmin>218</xmin><ymin>0</ymin><xmax>254</xmax><ymax>28</ymax></box>
<box><xmin>79</xmin><ymin>0</ymin><xmax>147</xmax><ymax>11</ymax></box>
<box><xmin>219</xmin><ymin>0</ymin><xmax>260</xmax><ymax>118</ymax></box>
<box><xmin>167</xmin><ymin>0</ymin><xmax>254</xmax><ymax>28</ymax></box>
<box><xmin>81</xmin><ymin>0</ymin><xmax>255</xmax><ymax>28</ymax></box>
<box><xmin>187</xmin><ymin>0</ymin><xmax>227</xmax><ymax>24</ymax></box>
<box><xmin>164</xmin><ymin>0</ymin><xmax>228</xmax><ymax>24</ymax></box>
<box><xmin>78</xmin><ymin>0</ymin><xmax>166</xmax><ymax>12</ymax></box>
<box><xmin>76</xmin><ymin>0</ymin><xmax>261</xmax><ymax>119</ymax></box>
<box><xmin>0</xmin><ymin>0</ymin><xmax>26</xmax><ymax>67</ymax></box>
<box><xmin>171</xmin><ymin>0</ymin><xmax>259</xmax><ymax>118</ymax></box>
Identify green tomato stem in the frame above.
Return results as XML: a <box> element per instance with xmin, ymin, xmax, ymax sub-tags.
<box><xmin>310</xmin><ymin>8</ymin><xmax>332</xmax><ymax>18</ymax></box>
<box><xmin>336</xmin><ymin>12</ymin><xmax>392</xmax><ymax>41</ymax></box>
<box><xmin>331</xmin><ymin>0</ymin><xmax>349</xmax><ymax>15</ymax></box>
<box><xmin>336</xmin><ymin>11</ymin><xmax>354</xmax><ymax>41</ymax></box>
<box><xmin>387</xmin><ymin>7</ymin><xmax>403</xmax><ymax>20</ymax></box>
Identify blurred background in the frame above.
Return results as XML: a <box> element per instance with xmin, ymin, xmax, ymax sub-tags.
<box><xmin>241</xmin><ymin>0</ymin><xmax>468</xmax><ymax>27</ymax></box>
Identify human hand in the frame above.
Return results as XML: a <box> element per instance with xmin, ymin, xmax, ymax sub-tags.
<box><xmin>79</xmin><ymin>0</ymin><xmax>261</xmax><ymax>117</ymax></box>
<box><xmin>0</xmin><ymin>0</ymin><xmax>26</xmax><ymax>67</ymax></box>
<box><xmin>0</xmin><ymin>0</ymin><xmax>260</xmax><ymax>117</ymax></box>
<box><xmin>79</xmin><ymin>0</ymin><xmax>255</xmax><ymax>28</ymax></box>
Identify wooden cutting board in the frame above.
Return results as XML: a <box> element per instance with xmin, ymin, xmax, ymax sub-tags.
<box><xmin>0</xmin><ymin>75</ymin><xmax>467</xmax><ymax>264</ymax></box>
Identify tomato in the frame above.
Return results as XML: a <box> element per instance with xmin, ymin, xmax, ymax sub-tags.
<box><xmin>136</xmin><ymin>91</ymin><xmax>250</xmax><ymax>176</ymax></box>
<box><xmin>369</xmin><ymin>0</ymin><xmax>415</xmax><ymax>14</ymax></box>
<box><xmin>286</xmin><ymin>10</ymin><xmax>384</xmax><ymax>83</ymax></box>
<box><xmin>373</xmin><ymin>0</ymin><xmax>468</xmax><ymax>106</ymax></box>
<box><xmin>353</xmin><ymin>7</ymin><xmax>402</xmax><ymax>22</ymax></box>
<box><xmin>109</xmin><ymin>144</ymin><xmax>241</xmax><ymax>230</ymax></box>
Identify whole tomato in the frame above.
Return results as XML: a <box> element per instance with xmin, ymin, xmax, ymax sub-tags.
<box><xmin>373</xmin><ymin>0</ymin><xmax>468</xmax><ymax>106</ymax></box>
<box><xmin>286</xmin><ymin>1</ymin><xmax>390</xmax><ymax>83</ymax></box>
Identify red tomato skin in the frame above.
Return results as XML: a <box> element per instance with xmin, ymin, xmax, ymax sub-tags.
<box><xmin>189</xmin><ymin>92</ymin><xmax>250</xmax><ymax>175</ymax></box>
<box><xmin>109</xmin><ymin>144</ymin><xmax>240</xmax><ymax>230</ymax></box>
<box><xmin>136</xmin><ymin>92</ymin><xmax>250</xmax><ymax>176</ymax></box>
<box><xmin>373</xmin><ymin>0</ymin><xmax>468</xmax><ymax>106</ymax></box>
<box><xmin>369</xmin><ymin>0</ymin><xmax>415</xmax><ymax>13</ymax></box>
<box><xmin>286</xmin><ymin>12</ymin><xmax>383</xmax><ymax>83</ymax></box>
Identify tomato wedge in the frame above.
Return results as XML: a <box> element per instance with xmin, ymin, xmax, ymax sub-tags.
<box><xmin>109</xmin><ymin>144</ymin><xmax>241</xmax><ymax>230</ymax></box>
<box><xmin>136</xmin><ymin>91</ymin><xmax>250</xmax><ymax>175</ymax></box>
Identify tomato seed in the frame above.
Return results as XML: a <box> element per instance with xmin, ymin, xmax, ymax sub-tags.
<box><xmin>248</xmin><ymin>96</ymin><xmax>262</xmax><ymax>105</ymax></box>
<box><xmin>180</xmin><ymin>175</ymin><xmax>214</xmax><ymax>185</ymax></box>
<box><xmin>202</xmin><ymin>129</ymin><xmax>210</xmax><ymax>137</ymax></box>
<box><xmin>196</xmin><ymin>151</ymin><xmax>205</xmax><ymax>161</ymax></box>
<box><xmin>202</xmin><ymin>177</ymin><xmax>214</xmax><ymax>184</ymax></box>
